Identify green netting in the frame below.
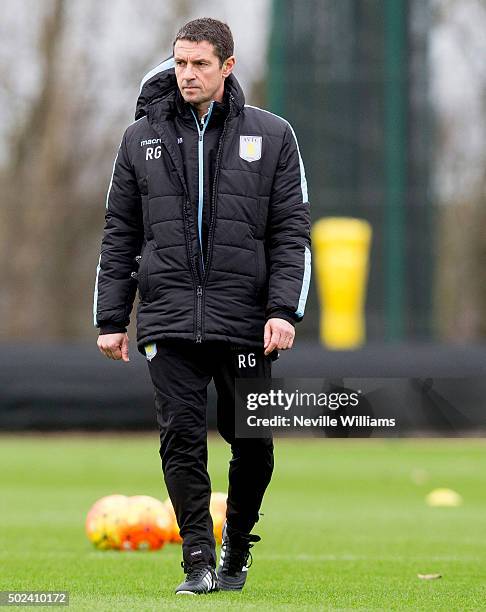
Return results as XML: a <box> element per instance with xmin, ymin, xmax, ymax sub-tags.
<box><xmin>268</xmin><ymin>0</ymin><xmax>432</xmax><ymax>341</ymax></box>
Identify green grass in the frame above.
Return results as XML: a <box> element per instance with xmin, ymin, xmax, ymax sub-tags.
<box><xmin>1</xmin><ymin>435</ymin><xmax>486</xmax><ymax>610</ymax></box>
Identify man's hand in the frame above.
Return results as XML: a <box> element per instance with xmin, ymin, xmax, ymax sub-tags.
<box><xmin>264</xmin><ymin>318</ymin><xmax>295</xmax><ymax>356</ymax></box>
<box><xmin>97</xmin><ymin>332</ymin><xmax>130</xmax><ymax>362</ymax></box>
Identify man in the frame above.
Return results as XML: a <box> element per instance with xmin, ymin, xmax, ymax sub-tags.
<box><xmin>94</xmin><ymin>18</ymin><xmax>311</xmax><ymax>595</ymax></box>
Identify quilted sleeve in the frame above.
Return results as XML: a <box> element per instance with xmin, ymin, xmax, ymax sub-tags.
<box><xmin>266</xmin><ymin>123</ymin><xmax>311</xmax><ymax>323</ymax></box>
<box><xmin>93</xmin><ymin>130</ymin><xmax>144</xmax><ymax>332</ymax></box>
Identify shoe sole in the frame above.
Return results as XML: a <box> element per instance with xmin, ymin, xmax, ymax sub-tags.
<box><xmin>176</xmin><ymin>589</ymin><xmax>219</xmax><ymax>596</ymax></box>
<box><xmin>218</xmin><ymin>576</ymin><xmax>246</xmax><ymax>591</ymax></box>
<box><xmin>218</xmin><ymin>585</ymin><xmax>244</xmax><ymax>591</ymax></box>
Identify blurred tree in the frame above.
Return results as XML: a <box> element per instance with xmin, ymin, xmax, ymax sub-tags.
<box><xmin>2</xmin><ymin>0</ymin><xmax>67</xmax><ymax>338</ymax></box>
<box><xmin>0</xmin><ymin>0</ymin><xmax>269</xmax><ymax>341</ymax></box>
<box><xmin>431</xmin><ymin>0</ymin><xmax>486</xmax><ymax>341</ymax></box>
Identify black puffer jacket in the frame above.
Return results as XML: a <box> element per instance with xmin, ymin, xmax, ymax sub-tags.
<box><xmin>93</xmin><ymin>58</ymin><xmax>311</xmax><ymax>355</ymax></box>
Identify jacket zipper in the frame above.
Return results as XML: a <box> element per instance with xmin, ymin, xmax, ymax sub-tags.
<box><xmin>190</xmin><ymin>97</ymin><xmax>232</xmax><ymax>343</ymax></box>
<box><xmin>195</xmin><ymin>285</ymin><xmax>203</xmax><ymax>343</ymax></box>
<box><xmin>191</xmin><ymin>102</ymin><xmax>214</xmax><ymax>275</ymax></box>
<box><xmin>182</xmin><ymin>197</ymin><xmax>205</xmax><ymax>344</ymax></box>
<box><xmin>181</xmin><ymin>195</ymin><xmax>203</xmax><ymax>343</ymax></box>
<box><xmin>147</xmin><ymin>109</ymin><xmax>203</xmax><ymax>344</ymax></box>
<box><xmin>197</xmin><ymin>96</ymin><xmax>233</xmax><ymax>343</ymax></box>
<box><xmin>190</xmin><ymin>102</ymin><xmax>215</xmax><ymax>343</ymax></box>
<box><xmin>203</xmin><ymin>95</ymin><xmax>233</xmax><ymax>279</ymax></box>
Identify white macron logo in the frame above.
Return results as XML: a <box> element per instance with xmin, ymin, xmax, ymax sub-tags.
<box><xmin>140</xmin><ymin>138</ymin><xmax>161</xmax><ymax>146</ymax></box>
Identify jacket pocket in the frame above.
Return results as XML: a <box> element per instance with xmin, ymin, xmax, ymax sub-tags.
<box><xmin>254</xmin><ymin>239</ymin><xmax>267</xmax><ymax>291</ymax></box>
<box><xmin>138</xmin><ymin>241</ymin><xmax>154</xmax><ymax>302</ymax></box>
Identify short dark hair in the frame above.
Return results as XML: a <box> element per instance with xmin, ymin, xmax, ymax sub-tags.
<box><xmin>173</xmin><ymin>18</ymin><xmax>234</xmax><ymax>66</ymax></box>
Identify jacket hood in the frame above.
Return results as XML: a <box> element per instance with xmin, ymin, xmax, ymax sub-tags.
<box><xmin>135</xmin><ymin>56</ymin><xmax>245</xmax><ymax>120</ymax></box>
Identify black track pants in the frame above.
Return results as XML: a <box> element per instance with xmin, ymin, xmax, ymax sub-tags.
<box><xmin>146</xmin><ymin>340</ymin><xmax>274</xmax><ymax>568</ymax></box>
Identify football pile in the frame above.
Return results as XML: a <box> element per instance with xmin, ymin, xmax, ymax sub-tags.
<box><xmin>85</xmin><ymin>492</ymin><xmax>227</xmax><ymax>551</ymax></box>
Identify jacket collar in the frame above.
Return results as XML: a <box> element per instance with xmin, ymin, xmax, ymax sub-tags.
<box><xmin>174</xmin><ymin>88</ymin><xmax>230</xmax><ymax>127</ymax></box>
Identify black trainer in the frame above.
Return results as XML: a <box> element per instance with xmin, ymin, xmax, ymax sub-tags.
<box><xmin>175</xmin><ymin>562</ymin><xmax>218</xmax><ymax>595</ymax></box>
<box><xmin>217</xmin><ymin>523</ymin><xmax>261</xmax><ymax>591</ymax></box>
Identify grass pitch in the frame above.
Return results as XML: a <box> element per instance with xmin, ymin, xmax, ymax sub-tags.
<box><xmin>1</xmin><ymin>434</ymin><xmax>486</xmax><ymax>610</ymax></box>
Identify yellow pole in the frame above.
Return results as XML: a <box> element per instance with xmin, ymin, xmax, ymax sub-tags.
<box><xmin>312</xmin><ymin>217</ymin><xmax>372</xmax><ymax>349</ymax></box>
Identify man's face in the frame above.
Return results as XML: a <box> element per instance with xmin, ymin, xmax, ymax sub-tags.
<box><xmin>174</xmin><ymin>39</ymin><xmax>229</xmax><ymax>107</ymax></box>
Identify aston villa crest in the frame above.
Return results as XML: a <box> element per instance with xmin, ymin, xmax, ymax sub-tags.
<box><xmin>239</xmin><ymin>136</ymin><xmax>262</xmax><ymax>162</ymax></box>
